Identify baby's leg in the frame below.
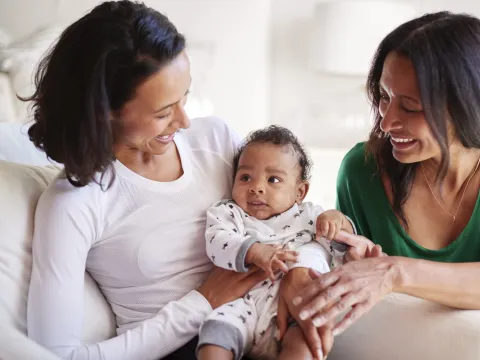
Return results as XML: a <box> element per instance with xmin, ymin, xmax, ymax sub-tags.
<box><xmin>197</xmin><ymin>345</ymin><xmax>234</xmax><ymax>360</ymax></box>
<box><xmin>197</xmin><ymin>298</ymin><xmax>256</xmax><ymax>360</ymax></box>
<box><xmin>279</xmin><ymin>325</ymin><xmax>314</xmax><ymax>360</ymax></box>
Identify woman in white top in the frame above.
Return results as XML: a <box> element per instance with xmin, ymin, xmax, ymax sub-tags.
<box><xmin>25</xmin><ymin>1</ymin><xmax>268</xmax><ymax>359</ymax></box>
<box><xmin>26</xmin><ymin>1</ymin><xmax>344</xmax><ymax>359</ymax></box>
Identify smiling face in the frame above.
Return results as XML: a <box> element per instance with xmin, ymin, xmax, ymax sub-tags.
<box><xmin>378</xmin><ymin>51</ymin><xmax>442</xmax><ymax>163</ymax></box>
<box><xmin>232</xmin><ymin>142</ymin><xmax>308</xmax><ymax>220</ymax></box>
<box><xmin>113</xmin><ymin>51</ymin><xmax>191</xmax><ymax>157</ymax></box>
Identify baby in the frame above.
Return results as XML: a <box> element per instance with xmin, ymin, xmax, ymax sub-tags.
<box><xmin>196</xmin><ymin>125</ymin><xmax>356</xmax><ymax>360</ymax></box>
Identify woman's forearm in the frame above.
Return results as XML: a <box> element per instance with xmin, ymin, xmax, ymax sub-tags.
<box><xmin>394</xmin><ymin>257</ymin><xmax>480</xmax><ymax>309</ymax></box>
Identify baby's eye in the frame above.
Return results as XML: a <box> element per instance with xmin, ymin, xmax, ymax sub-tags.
<box><xmin>268</xmin><ymin>177</ymin><xmax>281</xmax><ymax>183</ymax></box>
<box><xmin>240</xmin><ymin>174</ymin><xmax>250</xmax><ymax>182</ymax></box>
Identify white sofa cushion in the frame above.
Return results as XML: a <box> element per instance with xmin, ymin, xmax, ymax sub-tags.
<box><xmin>330</xmin><ymin>292</ymin><xmax>480</xmax><ymax>360</ymax></box>
<box><xmin>0</xmin><ymin>122</ymin><xmax>53</xmax><ymax>165</ymax></box>
<box><xmin>0</xmin><ymin>160</ymin><xmax>116</xmax><ymax>360</ymax></box>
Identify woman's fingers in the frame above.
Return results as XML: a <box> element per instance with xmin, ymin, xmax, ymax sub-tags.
<box><xmin>276</xmin><ymin>294</ymin><xmax>289</xmax><ymax>341</ymax></box>
<box><xmin>299</xmin><ymin>321</ymin><xmax>325</xmax><ymax>360</ymax></box>
<box><xmin>369</xmin><ymin>245</ymin><xmax>383</xmax><ymax>258</ymax></box>
<box><xmin>293</xmin><ymin>271</ymin><xmax>340</xmax><ymax>307</ymax></box>
<box><xmin>332</xmin><ymin>301</ymin><xmax>373</xmax><ymax>336</ymax></box>
<box><xmin>312</xmin><ymin>292</ymin><xmax>358</xmax><ymax>328</ymax></box>
<box><xmin>334</xmin><ymin>231</ymin><xmax>374</xmax><ymax>250</ymax></box>
<box><xmin>318</xmin><ymin>324</ymin><xmax>334</xmax><ymax>359</ymax></box>
<box><xmin>297</xmin><ymin>280</ymin><xmax>352</xmax><ymax>322</ymax></box>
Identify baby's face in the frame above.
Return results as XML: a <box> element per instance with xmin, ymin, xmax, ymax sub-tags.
<box><xmin>232</xmin><ymin>142</ymin><xmax>306</xmax><ymax>220</ymax></box>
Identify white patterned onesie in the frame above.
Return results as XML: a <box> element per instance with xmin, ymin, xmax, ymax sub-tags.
<box><xmin>197</xmin><ymin>200</ymin><xmax>351</xmax><ymax>360</ymax></box>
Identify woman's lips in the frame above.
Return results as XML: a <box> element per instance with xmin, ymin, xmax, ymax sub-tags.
<box><xmin>155</xmin><ymin>133</ymin><xmax>175</xmax><ymax>144</ymax></box>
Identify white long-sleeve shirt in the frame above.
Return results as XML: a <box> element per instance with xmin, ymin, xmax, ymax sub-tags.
<box><xmin>27</xmin><ymin>117</ymin><xmax>241</xmax><ymax>360</ymax></box>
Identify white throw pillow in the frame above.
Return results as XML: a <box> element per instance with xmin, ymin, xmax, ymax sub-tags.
<box><xmin>0</xmin><ymin>72</ymin><xmax>17</xmax><ymax>123</ymax></box>
<box><xmin>0</xmin><ymin>122</ymin><xmax>53</xmax><ymax>165</ymax></box>
<box><xmin>0</xmin><ymin>161</ymin><xmax>116</xmax><ymax>346</ymax></box>
<box><xmin>0</xmin><ymin>27</ymin><xmax>62</xmax><ymax>123</ymax></box>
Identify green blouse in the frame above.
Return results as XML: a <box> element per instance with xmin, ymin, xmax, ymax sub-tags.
<box><xmin>336</xmin><ymin>142</ymin><xmax>480</xmax><ymax>262</ymax></box>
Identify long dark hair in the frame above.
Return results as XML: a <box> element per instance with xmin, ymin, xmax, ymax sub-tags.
<box><xmin>24</xmin><ymin>0</ymin><xmax>186</xmax><ymax>187</ymax></box>
<box><xmin>366</xmin><ymin>11</ymin><xmax>480</xmax><ymax>225</ymax></box>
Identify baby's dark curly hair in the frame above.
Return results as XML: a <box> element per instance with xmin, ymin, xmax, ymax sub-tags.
<box><xmin>233</xmin><ymin>125</ymin><xmax>312</xmax><ymax>181</ymax></box>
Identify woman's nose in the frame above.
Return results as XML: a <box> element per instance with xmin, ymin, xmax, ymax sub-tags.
<box><xmin>173</xmin><ymin>104</ymin><xmax>191</xmax><ymax>130</ymax></box>
<box><xmin>380</xmin><ymin>103</ymin><xmax>403</xmax><ymax>133</ymax></box>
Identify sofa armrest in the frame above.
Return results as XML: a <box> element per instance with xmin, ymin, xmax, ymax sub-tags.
<box><xmin>329</xmin><ymin>293</ymin><xmax>480</xmax><ymax>360</ymax></box>
<box><xmin>0</xmin><ymin>324</ymin><xmax>61</xmax><ymax>360</ymax></box>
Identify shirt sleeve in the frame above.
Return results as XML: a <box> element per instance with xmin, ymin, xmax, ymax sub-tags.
<box><xmin>336</xmin><ymin>143</ymin><xmax>372</xmax><ymax>239</ymax></box>
<box><xmin>289</xmin><ymin>202</ymin><xmax>331</xmax><ymax>273</ymax></box>
<box><xmin>205</xmin><ymin>201</ymin><xmax>256</xmax><ymax>272</ymax></box>
<box><xmin>28</xmin><ymin>183</ymin><xmax>212</xmax><ymax>360</ymax></box>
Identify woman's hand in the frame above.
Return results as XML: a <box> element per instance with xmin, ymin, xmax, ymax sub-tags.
<box><xmin>277</xmin><ymin>268</ymin><xmax>334</xmax><ymax>360</ymax></box>
<box><xmin>293</xmin><ymin>256</ymin><xmax>400</xmax><ymax>336</ymax></box>
<box><xmin>197</xmin><ymin>266</ymin><xmax>267</xmax><ymax>309</ymax></box>
<box><xmin>334</xmin><ymin>231</ymin><xmax>386</xmax><ymax>263</ymax></box>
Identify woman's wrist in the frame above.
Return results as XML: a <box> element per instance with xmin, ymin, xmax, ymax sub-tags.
<box><xmin>390</xmin><ymin>256</ymin><xmax>409</xmax><ymax>293</ymax></box>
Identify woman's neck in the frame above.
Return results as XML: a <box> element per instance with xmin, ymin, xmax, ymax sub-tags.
<box><xmin>114</xmin><ymin>144</ymin><xmax>183</xmax><ymax>182</ymax></box>
<box><xmin>423</xmin><ymin>146</ymin><xmax>480</xmax><ymax>191</ymax></box>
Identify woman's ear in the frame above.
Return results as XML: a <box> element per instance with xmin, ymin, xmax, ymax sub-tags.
<box><xmin>296</xmin><ymin>180</ymin><xmax>309</xmax><ymax>204</ymax></box>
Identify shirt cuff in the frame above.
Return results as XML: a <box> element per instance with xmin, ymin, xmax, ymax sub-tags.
<box><xmin>291</xmin><ymin>243</ymin><xmax>331</xmax><ymax>274</ymax></box>
<box><xmin>345</xmin><ymin>215</ymin><xmax>357</xmax><ymax>234</ymax></box>
<box><xmin>186</xmin><ymin>290</ymin><xmax>213</xmax><ymax>314</ymax></box>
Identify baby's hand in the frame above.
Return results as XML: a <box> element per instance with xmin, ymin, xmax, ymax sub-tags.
<box><xmin>316</xmin><ymin>210</ymin><xmax>348</xmax><ymax>241</ymax></box>
<box><xmin>245</xmin><ymin>243</ymin><xmax>298</xmax><ymax>282</ymax></box>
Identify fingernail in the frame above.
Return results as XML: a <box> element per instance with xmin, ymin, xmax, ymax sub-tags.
<box><xmin>333</xmin><ymin>328</ymin><xmax>341</xmax><ymax>336</ymax></box>
<box><xmin>299</xmin><ymin>310</ymin><xmax>308</xmax><ymax>320</ymax></box>
<box><xmin>293</xmin><ymin>297</ymin><xmax>302</xmax><ymax>306</ymax></box>
<box><xmin>317</xmin><ymin>349</ymin><xmax>323</xmax><ymax>360</ymax></box>
<box><xmin>313</xmin><ymin>317</ymin><xmax>323</xmax><ymax>327</ymax></box>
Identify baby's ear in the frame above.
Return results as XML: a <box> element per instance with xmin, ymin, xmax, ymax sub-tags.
<box><xmin>296</xmin><ymin>180</ymin><xmax>309</xmax><ymax>203</ymax></box>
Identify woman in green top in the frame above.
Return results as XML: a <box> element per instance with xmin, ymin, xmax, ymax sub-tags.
<box><xmin>290</xmin><ymin>10</ymin><xmax>480</xmax><ymax>346</ymax></box>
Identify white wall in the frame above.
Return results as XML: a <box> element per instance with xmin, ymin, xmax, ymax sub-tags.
<box><xmin>0</xmin><ymin>0</ymin><xmax>272</xmax><ymax>137</ymax></box>
<box><xmin>3</xmin><ymin>0</ymin><xmax>480</xmax><ymax>208</ymax></box>
<box><xmin>270</xmin><ymin>0</ymin><xmax>480</xmax><ymax>207</ymax></box>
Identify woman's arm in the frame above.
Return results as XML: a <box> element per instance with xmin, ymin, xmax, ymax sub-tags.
<box><xmin>28</xmin><ymin>186</ymin><xmax>212</xmax><ymax>360</ymax></box>
<box><xmin>396</xmin><ymin>256</ymin><xmax>480</xmax><ymax>309</ymax></box>
<box><xmin>293</xmin><ymin>233</ymin><xmax>480</xmax><ymax>337</ymax></box>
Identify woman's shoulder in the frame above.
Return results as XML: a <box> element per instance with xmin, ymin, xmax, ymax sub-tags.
<box><xmin>40</xmin><ymin>169</ymin><xmax>110</xmax><ymax>210</ymax></box>
<box><xmin>338</xmin><ymin>142</ymin><xmax>376</xmax><ymax>183</ymax></box>
<box><xmin>181</xmin><ymin>116</ymin><xmax>241</xmax><ymax>161</ymax></box>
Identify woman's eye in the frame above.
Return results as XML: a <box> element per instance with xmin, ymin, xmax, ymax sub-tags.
<box><xmin>402</xmin><ymin>107</ymin><xmax>422</xmax><ymax>114</ymax></box>
<box><xmin>240</xmin><ymin>175</ymin><xmax>250</xmax><ymax>182</ymax></box>
<box><xmin>268</xmin><ymin>177</ymin><xmax>280</xmax><ymax>183</ymax></box>
<box><xmin>379</xmin><ymin>93</ymin><xmax>390</xmax><ymax>102</ymax></box>
<box><xmin>156</xmin><ymin>113</ymin><xmax>170</xmax><ymax>120</ymax></box>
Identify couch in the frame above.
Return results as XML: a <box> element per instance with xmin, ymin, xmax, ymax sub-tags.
<box><xmin>2</xmin><ymin>124</ymin><xmax>480</xmax><ymax>360</ymax></box>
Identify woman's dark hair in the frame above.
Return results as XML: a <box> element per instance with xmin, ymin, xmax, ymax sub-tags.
<box><xmin>233</xmin><ymin>125</ymin><xmax>312</xmax><ymax>182</ymax></box>
<box><xmin>366</xmin><ymin>11</ymin><xmax>480</xmax><ymax>225</ymax></box>
<box><xmin>24</xmin><ymin>0</ymin><xmax>186</xmax><ymax>187</ymax></box>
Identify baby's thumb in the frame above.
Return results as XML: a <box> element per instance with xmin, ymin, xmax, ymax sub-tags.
<box><xmin>276</xmin><ymin>296</ymin><xmax>288</xmax><ymax>341</ymax></box>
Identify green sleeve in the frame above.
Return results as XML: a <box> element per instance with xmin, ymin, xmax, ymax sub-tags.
<box><xmin>335</xmin><ymin>143</ymin><xmax>372</xmax><ymax>239</ymax></box>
